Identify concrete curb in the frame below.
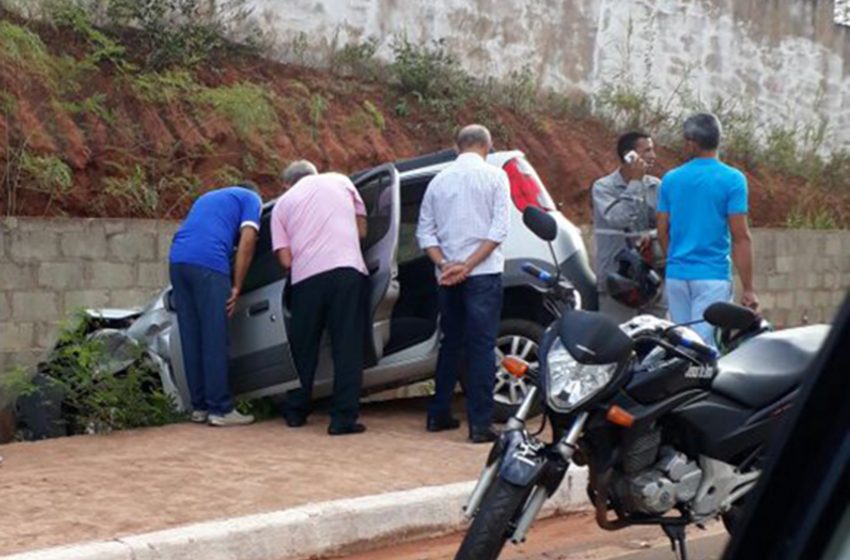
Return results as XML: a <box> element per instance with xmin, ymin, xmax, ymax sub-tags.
<box><xmin>2</xmin><ymin>468</ymin><xmax>589</xmax><ymax>560</ymax></box>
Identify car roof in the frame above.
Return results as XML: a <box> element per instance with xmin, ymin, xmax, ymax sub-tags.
<box><xmin>351</xmin><ymin>148</ymin><xmax>526</xmax><ymax>181</ymax></box>
<box><xmin>261</xmin><ymin>148</ymin><xmax>526</xmax><ymax>212</ymax></box>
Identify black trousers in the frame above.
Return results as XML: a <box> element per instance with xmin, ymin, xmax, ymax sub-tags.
<box><xmin>286</xmin><ymin>267</ymin><xmax>366</xmax><ymax>428</ymax></box>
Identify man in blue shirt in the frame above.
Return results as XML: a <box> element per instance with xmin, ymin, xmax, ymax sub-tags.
<box><xmin>657</xmin><ymin>113</ymin><xmax>759</xmax><ymax>347</ymax></box>
<box><xmin>169</xmin><ymin>183</ymin><xmax>263</xmax><ymax>426</ymax></box>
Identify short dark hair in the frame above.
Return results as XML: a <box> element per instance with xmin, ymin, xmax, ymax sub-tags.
<box><xmin>683</xmin><ymin>113</ymin><xmax>722</xmax><ymax>150</ymax></box>
<box><xmin>237</xmin><ymin>180</ymin><xmax>261</xmax><ymax>195</ymax></box>
<box><xmin>616</xmin><ymin>131</ymin><xmax>651</xmax><ymax>161</ymax></box>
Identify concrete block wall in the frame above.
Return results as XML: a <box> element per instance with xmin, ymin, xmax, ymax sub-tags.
<box><xmin>0</xmin><ymin>218</ymin><xmax>848</xmax><ymax>376</ymax></box>
<box><xmin>0</xmin><ymin>218</ymin><xmax>178</xmax><ymax>376</ymax></box>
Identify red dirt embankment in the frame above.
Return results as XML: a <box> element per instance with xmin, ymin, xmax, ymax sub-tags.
<box><xmin>0</xmin><ymin>12</ymin><xmax>842</xmax><ymax>225</ymax></box>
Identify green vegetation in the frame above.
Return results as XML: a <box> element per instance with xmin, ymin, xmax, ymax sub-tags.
<box><xmin>101</xmin><ymin>0</ymin><xmax>262</xmax><ymax>70</ymax></box>
<box><xmin>0</xmin><ymin>0</ymin><xmax>846</xmax><ymax>226</ymax></box>
<box><xmin>0</xmin><ymin>20</ymin><xmax>54</xmax><ymax>76</ymax></box>
<box><xmin>130</xmin><ymin>69</ymin><xmax>199</xmax><ymax>103</ymax></box>
<box><xmin>50</xmin><ymin>2</ymin><xmax>131</xmax><ymax>70</ymax></box>
<box><xmin>786</xmin><ymin>206</ymin><xmax>840</xmax><ymax>230</ymax></box>
<box><xmin>329</xmin><ymin>35</ymin><xmax>381</xmax><ymax>79</ymax></box>
<box><xmin>5</xmin><ymin>312</ymin><xmax>182</xmax><ymax>437</ymax></box>
<box><xmin>363</xmin><ymin>99</ymin><xmax>385</xmax><ymax>131</ymax></box>
<box><xmin>44</xmin><ymin>312</ymin><xmax>182</xmax><ymax>434</ymax></box>
<box><xmin>57</xmin><ymin>93</ymin><xmax>112</xmax><ymax>121</ymax></box>
<box><xmin>496</xmin><ymin>65</ymin><xmax>537</xmax><ymax>116</ymax></box>
<box><xmin>198</xmin><ymin>82</ymin><xmax>279</xmax><ymax>136</ymax></box>
<box><xmin>389</xmin><ymin>36</ymin><xmax>476</xmax><ymax>118</ymax></box>
<box><xmin>0</xmin><ymin>365</ymin><xmax>40</xmax><ymax>410</ymax></box>
<box><xmin>308</xmin><ymin>93</ymin><xmax>328</xmax><ymax>138</ymax></box>
<box><xmin>103</xmin><ymin>165</ymin><xmax>159</xmax><ymax>216</ymax></box>
<box><xmin>19</xmin><ymin>152</ymin><xmax>74</xmax><ymax>194</ymax></box>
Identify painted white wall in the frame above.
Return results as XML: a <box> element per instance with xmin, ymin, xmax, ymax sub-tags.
<box><xmin>250</xmin><ymin>0</ymin><xmax>850</xmax><ymax>151</ymax></box>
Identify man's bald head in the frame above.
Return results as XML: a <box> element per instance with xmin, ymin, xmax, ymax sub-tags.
<box><xmin>456</xmin><ymin>124</ymin><xmax>492</xmax><ymax>156</ymax></box>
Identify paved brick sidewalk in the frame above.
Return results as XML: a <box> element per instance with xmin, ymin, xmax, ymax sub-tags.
<box><xmin>0</xmin><ymin>398</ymin><xmax>490</xmax><ymax>556</ymax></box>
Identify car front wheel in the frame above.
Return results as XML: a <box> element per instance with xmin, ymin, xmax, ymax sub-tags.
<box><xmin>493</xmin><ymin>319</ymin><xmax>544</xmax><ymax>422</ymax></box>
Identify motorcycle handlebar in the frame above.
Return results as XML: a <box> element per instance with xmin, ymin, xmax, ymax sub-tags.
<box><xmin>522</xmin><ymin>262</ymin><xmax>554</xmax><ymax>284</ymax></box>
<box><xmin>667</xmin><ymin>330</ymin><xmax>718</xmax><ymax>361</ymax></box>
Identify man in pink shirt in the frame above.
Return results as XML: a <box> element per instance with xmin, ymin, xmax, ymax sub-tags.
<box><xmin>271</xmin><ymin>160</ymin><xmax>369</xmax><ymax>435</ymax></box>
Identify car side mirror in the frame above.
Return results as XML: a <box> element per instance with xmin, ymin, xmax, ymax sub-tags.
<box><xmin>523</xmin><ymin>206</ymin><xmax>558</xmax><ymax>242</ymax></box>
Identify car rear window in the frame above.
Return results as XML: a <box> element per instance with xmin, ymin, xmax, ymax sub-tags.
<box><xmin>503</xmin><ymin>157</ymin><xmax>554</xmax><ymax>212</ymax></box>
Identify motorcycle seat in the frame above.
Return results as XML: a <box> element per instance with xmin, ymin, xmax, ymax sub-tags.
<box><xmin>712</xmin><ymin>325</ymin><xmax>830</xmax><ymax>409</ymax></box>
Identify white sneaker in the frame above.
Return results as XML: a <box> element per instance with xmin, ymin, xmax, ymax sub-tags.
<box><xmin>190</xmin><ymin>410</ymin><xmax>209</xmax><ymax>423</ymax></box>
<box><xmin>208</xmin><ymin>410</ymin><xmax>255</xmax><ymax>427</ymax></box>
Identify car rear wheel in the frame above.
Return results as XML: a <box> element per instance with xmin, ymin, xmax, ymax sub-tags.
<box><xmin>493</xmin><ymin>319</ymin><xmax>544</xmax><ymax>423</ymax></box>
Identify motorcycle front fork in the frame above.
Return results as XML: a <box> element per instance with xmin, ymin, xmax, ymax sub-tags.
<box><xmin>463</xmin><ymin>386</ymin><xmax>589</xmax><ymax>543</ymax></box>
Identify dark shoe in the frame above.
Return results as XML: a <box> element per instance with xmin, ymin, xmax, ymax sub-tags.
<box><xmin>328</xmin><ymin>422</ymin><xmax>367</xmax><ymax>436</ymax></box>
<box><xmin>427</xmin><ymin>416</ymin><xmax>461</xmax><ymax>432</ymax></box>
<box><xmin>469</xmin><ymin>425</ymin><xmax>499</xmax><ymax>444</ymax></box>
<box><xmin>283</xmin><ymin>413</ymin><xmax>306</xmax><ymax>428</ymax></box>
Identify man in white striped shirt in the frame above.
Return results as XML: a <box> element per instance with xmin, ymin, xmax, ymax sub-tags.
<box><xmin>416</xmin><ymin>124</ymin><xmax>511</xmax><ymax>444</ymax></box>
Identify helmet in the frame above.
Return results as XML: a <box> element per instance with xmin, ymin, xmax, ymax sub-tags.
<box><xmin>606</xmin><ymin>247</ymin><xmax>662</xmax><ymax>309</ymax></box>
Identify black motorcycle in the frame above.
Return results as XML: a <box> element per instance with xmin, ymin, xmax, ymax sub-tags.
<box><xmin>456</xmin><ymin>207</ymin><xmax>830</xmax><ymax>560</ymax></box>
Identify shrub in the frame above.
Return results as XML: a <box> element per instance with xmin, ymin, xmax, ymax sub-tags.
<box><xmin>786</xmin><ymin>206</ymin><xmax>840</xmax><ymax>230</ymax></box>
<box><xmin>19</xmin><ymin>152</ymin><xmax>74</xmax><ymax>195</ymax></box>
<box><xmin>104</xmin><ymin>0</ymin><xmax>262</xmax><ymax>70</ymax></box>
<box><xmin>329</xmin><ymin>36</ymin><xmax>381</xmax><ymax>79</ymax></box>
<box><xmin>0</xmin><ymin>20</ymin><xmax>53</xmax><ymax>76</ymax></box>
<box><xmin>49</xmin><ymin>2</ymin><xmax>130</xmax><ymax>69</ymax></box>
<box><xmin>389</xmin><ymin>36</ymin><xmax>475</xmax><ymax>115</ymax></box>
<box><xmin>498</xmin><ymin>65</ymin><xmax>537</xmax><ymax>115</ymax></box>
<box><xmin>363</xmin><ymin>99</ymin><xmax>385</xmax><ymax>131</ymax></box>
<box><xmin>198</xmin><ymin>82</ymin><xmax>279</xmax><ymax>136</ymax></box>
<box><xmin>308</xmin><ymin>93</ymin><xmax>327</xmax><ymax>137</ymax></box>
<box><xmin>0</xmin><ymin>365</ymin><xmax>40</xmax><ymax>410</ymax></box>
<box><xmin>130</xmin><ymin>69</ymin><xmax>199</xmax><ymax>103</ymax></box>
<box><xmin>103</xmin><ymin>165</ymin><xmax>159</xmax><ymax>216</ymax></box>
<box><xmin>37</xmin><ymin>312</ymin><xmax>183</xmax><ymax>434</ymax></box>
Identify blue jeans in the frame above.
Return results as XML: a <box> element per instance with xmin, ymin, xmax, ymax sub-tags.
<box><xmin>665</xmin><ymin>279</ymin><xmax>733</xmax><ymax>348</ymax></box>
<box><xmin>429</xmin><ymin>274</ymin><xmax>503</xmax><ymax>431</ymax></box>
<box><xmin>169</xmin><ymin>263</ymin><xmax>234</xmax><ymax>415</ymax></box>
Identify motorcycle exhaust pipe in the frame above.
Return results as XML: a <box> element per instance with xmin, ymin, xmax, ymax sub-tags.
<box><xmin>463</xmin><ymin>462</ymin><xmax>499</xmax><ymax>519</ymax></box>
<box><xmin>510</xmin><ymin>485</ymin><xmax>548</xmax><ymax>543</ymax></box>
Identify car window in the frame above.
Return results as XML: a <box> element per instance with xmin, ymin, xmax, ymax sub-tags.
<box><xmin>240</xmin><ymin>210</ymin><xmax>285</xmax><ymax>294</ymax></box>
<box><xmin>397</xmin><ymin>176</ymin><xmax>432</xmax><ymax>263</ymax></box>
<box><xmin>356</xmin><ymin>171</ymin><xmax>393</xmax><ymax>251</ymax></box>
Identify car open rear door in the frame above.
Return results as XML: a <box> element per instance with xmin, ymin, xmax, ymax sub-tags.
<box><xmin>227</xmin><ymin>206</ymin><xmax>300</xmax><ymax>399</ymax></box>
<box><xmin>353</xmin><ymin>164</ymin><xmax>401</xmax><ymax>364</ymax></box>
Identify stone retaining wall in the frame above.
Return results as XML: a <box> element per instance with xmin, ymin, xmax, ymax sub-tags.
<box><xmin>0</xmin><ymin>218</ymin><xmax>178</xmax><ymax>375</ymax></box>
<box><xmin>1</xmin><ymin>218</ymin><xmax>848</xmax><ymax>375</ymax></box>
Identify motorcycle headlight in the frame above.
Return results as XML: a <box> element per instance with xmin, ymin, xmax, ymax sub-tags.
<box><xmin>545</xmin><ymin>338</ymin><xmax>618</xmax><ymax>413</ymax></box>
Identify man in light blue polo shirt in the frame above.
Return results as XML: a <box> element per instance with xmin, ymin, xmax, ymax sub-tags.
<box><xmin>169</xmin><ymin>183</ymin><xmax>263</xmax><ymax>426</ymax></box>
<box><xmin>657</xmin><ymin>113</ymin><xmax>759</xmax><ymax>347</ymax></box>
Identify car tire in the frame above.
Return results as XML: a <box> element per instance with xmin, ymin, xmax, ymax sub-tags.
<box><xmin>493</xmin><ymin>319</ymin><xmax>544</xmax><ymax>423</ymax></box>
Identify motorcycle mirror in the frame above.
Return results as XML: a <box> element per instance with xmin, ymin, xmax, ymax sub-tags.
<box><xmin>523</xmin><ymin>206</ymin><xmax>558</xmax><ymax>242</ymax></box>
<box><xmin>704</xmin><ymin>302</ymin><xmax>760</xmax><ymax>331</ymax></box>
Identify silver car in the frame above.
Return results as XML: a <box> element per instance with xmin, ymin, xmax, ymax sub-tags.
<box><xmin>82</xmin><ymin>149</ymin><xmax>598</xmax><ymax>421</ymax></box>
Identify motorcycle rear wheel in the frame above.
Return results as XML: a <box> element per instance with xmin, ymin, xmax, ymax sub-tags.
<box><xmin>455</xmin><ymin>479</ymin><xmax>533</xmax><ymax>560</ymax></box>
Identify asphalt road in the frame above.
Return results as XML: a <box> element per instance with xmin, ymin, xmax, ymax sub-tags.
<box><xmin>334</xmin><ymin>512</ymin><xmax>728</xmax><ymax>560</ymax></box>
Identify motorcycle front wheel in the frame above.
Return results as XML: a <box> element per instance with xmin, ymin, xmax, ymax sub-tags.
<box><xmin>455</xmin><ymin>479</ymin><xmax>533</xmax><ymax>560</ymax></box>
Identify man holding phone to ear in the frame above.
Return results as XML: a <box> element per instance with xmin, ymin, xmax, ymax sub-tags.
<box><xmin>591</xmin><ymin>131</ymin><xmax>665</xmax><ymax>323</ymax></box>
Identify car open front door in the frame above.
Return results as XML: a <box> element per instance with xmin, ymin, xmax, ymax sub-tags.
<box><xmin>227</xmin><ymin>207</ymin><xmax>300</xmax><ymax>399</ymax></box>
<box><xmin>353</xmin><ymin>164</ymin><xmax>401</xmax><ymax>364</ymax></box>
